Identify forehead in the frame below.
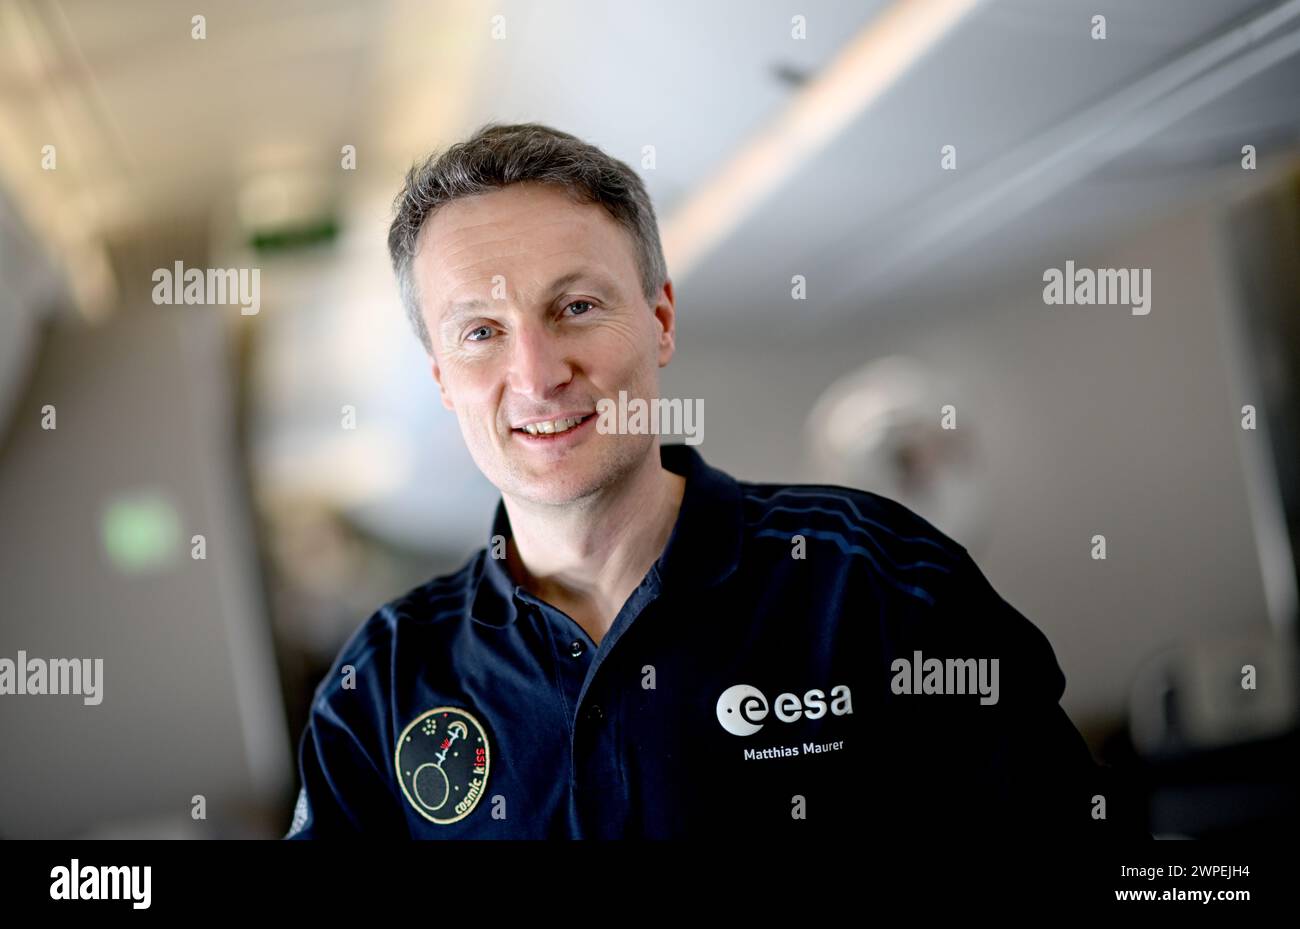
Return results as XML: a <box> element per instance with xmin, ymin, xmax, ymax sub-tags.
<box><xmin>414</xmin><ymin>182</ymin><xmax>635</xmax><ymax>298</ymax></box>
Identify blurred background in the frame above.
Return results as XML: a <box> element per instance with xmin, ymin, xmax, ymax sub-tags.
<box><xmin>1</xmin><ymin>0</ymin><xmax>1297</xmax><ymax>839</ymax></box>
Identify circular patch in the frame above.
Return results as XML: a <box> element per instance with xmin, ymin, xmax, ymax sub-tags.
<box><xmin>395</xmin><ymin>706</ymin><xmax>491</xmax><ymax>824</ymax></box>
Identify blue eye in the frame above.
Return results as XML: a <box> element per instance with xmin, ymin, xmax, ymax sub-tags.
<box><xmin>466</xmin><ymin>326</ymin><xmax>493</xmax><ymax>342</ymax></box>
<box><xmin>565</xmin><ymin>300</ymin><xmax>594</xmax><ymax>316</ymax></box>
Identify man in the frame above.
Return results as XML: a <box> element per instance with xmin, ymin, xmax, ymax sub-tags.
<box><xmin>285</xmin><ymin>122</ymin><xmax>1143</xmax><ymax>839</ymax></box>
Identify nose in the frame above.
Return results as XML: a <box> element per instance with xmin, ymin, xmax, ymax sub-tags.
<box><xmin>506</xmin><ymin>318</ymin><xmax>573</xmax><ymax>402</ymax></box>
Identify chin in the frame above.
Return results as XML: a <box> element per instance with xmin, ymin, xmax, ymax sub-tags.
<box><xmin>514</xmin><ymin>472</ymin><xmax>603</xmax><ymax>507</ymax></box>
<box><xmin>498</xmin><ymin>455</ymin><xmax>617</xmax><ymax>507</ymax></box>
<box><xmin>483</xmin><ymin>437</ymin><xmax>648</xmax><ymax>505</ymax></box>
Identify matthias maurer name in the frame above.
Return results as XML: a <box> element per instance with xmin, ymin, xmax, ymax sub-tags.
<box><xmin>0</xmin><ymin>651</ymin><xmax>103</xmax><ymax>705</ymax></box>
<box><xmin>744</xmin><ymin>740</ymin><xmax>845</xmax><ymax>760</ymax></box>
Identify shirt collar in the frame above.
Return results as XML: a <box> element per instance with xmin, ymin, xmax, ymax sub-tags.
<box><xmin>470</xmin><ymin>443</ymin><xmax>742</xmax><ymax>627</ymax></box>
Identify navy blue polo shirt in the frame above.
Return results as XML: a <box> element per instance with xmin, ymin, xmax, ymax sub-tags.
<box><xmin>285</xmin><ymin>443</ymin><xmax>1140</xmax><ymax>839</ymax></box>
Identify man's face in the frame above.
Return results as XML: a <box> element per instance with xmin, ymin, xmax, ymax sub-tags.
<box><xmin>414</xmin><ymin>181</ymin><xmax>676</xmax><ymax>506</ymax></box>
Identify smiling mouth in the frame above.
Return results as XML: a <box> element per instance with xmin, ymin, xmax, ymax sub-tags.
<box><xmin>512</xmin><ymin>413</ymin><xmax>596</xmax><ymax>437</ymax></box>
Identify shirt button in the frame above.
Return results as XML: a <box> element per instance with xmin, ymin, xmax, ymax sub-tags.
<box><xmin>569</xmin><ymin>639</ymin><xmax>585</xmax><ymax>658</ymax></box>
<box><xmin>586</xmin><ymin>703</ymin><xmax>604</xmax><ymax>721</ymax></box>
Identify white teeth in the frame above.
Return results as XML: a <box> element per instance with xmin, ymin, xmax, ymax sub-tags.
<box><xmin>521</xmin><ymin>415</ymin><xmax>585</xmax><ymax>436</ymax></box>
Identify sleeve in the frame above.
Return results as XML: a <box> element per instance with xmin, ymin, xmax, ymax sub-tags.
<box><xmin>283</xmin><ymin>697</ymin><xmax>408</xmax><ymax>839</ymax></box>
<box><xmin>891</xmin><ymin>546</ymin><xmax>1150</xmax><ymax>838</ymax></box>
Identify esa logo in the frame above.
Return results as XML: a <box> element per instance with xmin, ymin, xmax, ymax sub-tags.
<box><xmin>715</xmin><ymin>683</ymin><xmax>853</xmax><ymax>736</ymax></box>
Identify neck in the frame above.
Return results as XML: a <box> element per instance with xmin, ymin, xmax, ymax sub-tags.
<box><xmin>501</xmin><ymin>444</ymin><xmax>686</xmax><ymax>646</ymax></box>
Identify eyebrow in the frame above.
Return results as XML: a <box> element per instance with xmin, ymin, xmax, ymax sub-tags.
<box><xmin>438</xmin><ymin>269</ymin><xmax>619</xmax><ymax>335</ymax></box>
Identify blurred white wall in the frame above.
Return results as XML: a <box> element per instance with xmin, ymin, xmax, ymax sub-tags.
<box><xmin>0</xmin><ymin>306</ymin><xmax>290</xmax><ymax>839</ymax></box>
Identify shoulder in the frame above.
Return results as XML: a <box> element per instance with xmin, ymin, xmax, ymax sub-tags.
<box><xmin>736</xmin><ymin>479</ymin><xmax>969</xmax><ymax>572</ymax></box>
<box><xmin>310</xmin><ymin>550</ymin><xmax>482</xmax><ymax>708</ymax></box>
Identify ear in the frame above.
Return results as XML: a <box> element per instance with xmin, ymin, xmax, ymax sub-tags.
<box><xmin>430</xmin><ymin>352</ymin><xmax>454</xmax><ymax>411</ymax></box>
<box><xmin>653</xmin><ymin>277</ymin><xmax>677</xmax><ymax>368</ymax></box>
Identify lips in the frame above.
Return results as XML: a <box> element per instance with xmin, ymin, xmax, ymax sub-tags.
<box><xmin>511</xmin><ymin>412</ymin><xmax>597</xmax><ymax>444</ymax></box>
<box><xmin>511</xmin><ymin>412</ymin><xmax>597</xmax><ymax>436</ymax></box>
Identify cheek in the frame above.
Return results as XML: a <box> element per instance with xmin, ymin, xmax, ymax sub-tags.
<box><xmin>592</xmin><ymin>316</ymin><xmax>657</xmax><ymax>364</ymax></box>
<box><xmin>605</xmin><ymin>338</ymin><xmax>659</xmax><ymax>390</ymax></box>
<box><xmin>445</xmin><ymin>350</ymin><xmax>489</xmax><ymax>384</ymax></box>
<box><xmin>444</xmin><ymin>360</ymin><xmax>500</xmax><ymax>416</ymax></box>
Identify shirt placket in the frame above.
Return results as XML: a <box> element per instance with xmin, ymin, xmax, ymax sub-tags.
<box><xmin>523</xmin><ymin>568</ymin><xmax>662</xmax><ymax>838</ymax></box>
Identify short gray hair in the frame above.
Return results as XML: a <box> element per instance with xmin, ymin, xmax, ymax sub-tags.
<box><xmin>387</xmin><ymin>122</ymin><xmax>668</xmax><ymax>355</ymax></box>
